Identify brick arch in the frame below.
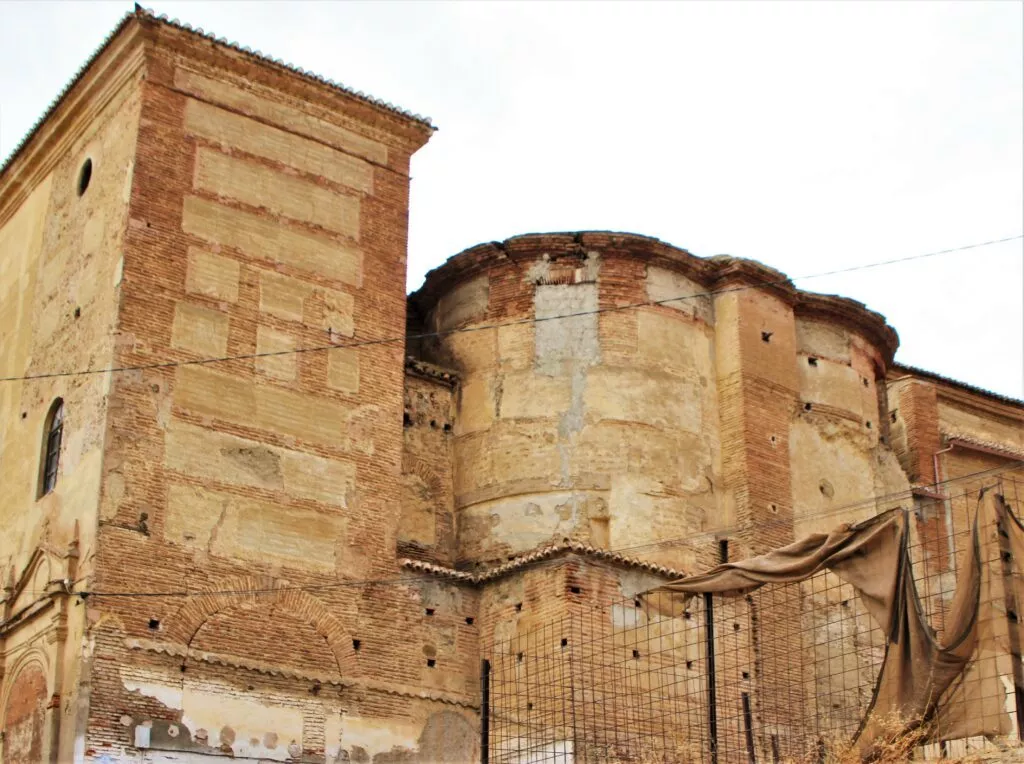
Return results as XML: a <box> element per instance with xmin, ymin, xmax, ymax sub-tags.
<box><xmin>165</xmin><ymin>575</ymin><xmax>354</xmax><ymax>677</ymax></box>
<box><xmin>0</xmin><ymin>652</ymin><xmax>50</xmax><ymax>764</ymax></box>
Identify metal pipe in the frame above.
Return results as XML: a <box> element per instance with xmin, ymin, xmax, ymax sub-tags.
<box><xmin>933</xmin><ymin>445</ymin><xmax>954</xmax><ymax>490</ymax></box>
<box><xmin>932</xmin><ymin>444</ymin><xmax>957</xmax><ymax>573</ymax></box>
<box><xmin>742</xmin><ymin>692</ymin><xmax>756</xmax><ymax>764</ymax></box>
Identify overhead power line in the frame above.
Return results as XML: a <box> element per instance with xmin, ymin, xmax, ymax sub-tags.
<box><xmin>1</xmin><ymin>234</ymin><xmax>1019</xmax><ymax>384</ymax></box>
<box><xmin>66</xmin><ymin>462</ymin><xmax>1022</xmax><ymax>602</ymax></box>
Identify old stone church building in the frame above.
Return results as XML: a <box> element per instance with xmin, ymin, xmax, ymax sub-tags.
<box><xmin>1</xmin><ymin>9</ymin><xmax>1021</xmax><ymax>763</ymax></box>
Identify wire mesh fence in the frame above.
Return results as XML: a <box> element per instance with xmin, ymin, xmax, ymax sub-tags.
<box><xmin>483</xmin><ymin>478</ymin><xmax>1024</xmax><ymax>763</ymax></box>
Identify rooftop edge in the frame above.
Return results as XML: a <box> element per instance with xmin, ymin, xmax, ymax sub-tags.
<box><xmin>0</xmin><ymin>5</ymin><xmax>435</xmax><ymax>181</ymax></box>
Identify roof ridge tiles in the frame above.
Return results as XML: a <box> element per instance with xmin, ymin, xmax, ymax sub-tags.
<box><xmin>399</xmin><ymin>541</ymin><xmax>687</xmax><ymax>585</ymax></box>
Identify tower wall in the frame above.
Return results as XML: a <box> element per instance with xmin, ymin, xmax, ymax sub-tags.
<box><xmin>0</xmin><ymin>38</ymin><xmax>143</xmax><ymax>762</ymax></box>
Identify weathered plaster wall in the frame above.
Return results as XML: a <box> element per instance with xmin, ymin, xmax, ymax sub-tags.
<box><xmin>888</xmin><ymin>373</ymin><xmax>1024</xmax><ymax>543</ymax></box>
<box><xmin>399</xmin><ymin>367</ymin><xmax>457</xmax><ymax>565</ymax></box>
<box><xmin>0</xmin><ymin>64</ymin><xmax>142</xmax><ymax>762</ymax></box>
<box><xmin>791</xmin><ymin>318</ymin><xmax>910</xmax><ymax>535</ymax></box>
<box><xmin>412</xmin><ymin>235</ymin><xmax>908</xmax><ymax>572</ymax></box>
<box><xmin>416</xmin><ymin>237</ymin><xmax>723</xmax><ymax>573</ymax></box>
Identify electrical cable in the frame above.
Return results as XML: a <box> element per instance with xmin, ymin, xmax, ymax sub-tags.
<box><xmin>608</xmin><ymin>460</ymin><xmax>1024</xmax><ymax>556</ymax></box>
<box><xmin>0</xmin><ymin>234</ymin><xmax>1019</xmax><ymax>384</ymax></box>
<box><xmin>64</xmin><ymin>461</ymin><xmax>1023</xmax><ymax>602</ymax></box>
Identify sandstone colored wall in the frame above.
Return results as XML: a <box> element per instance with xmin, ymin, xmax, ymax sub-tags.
<box><xmin>399</xmin><ymin>368</ymin><xmax>457</xmax><ymax>565</ymax></box>
<box><xmin>412</xmin><ymin>235</ymin><xmax>909</xmax><ymax>573</ymax></box>
<box><xmin>887</xmin><ymin>372</ymin><xmax>1024</xmax><ymax>583</ymax></box>
<box><xmin>0</xmin><ymin>66</ymin><xmax>142</xmax><ymax>762</ymax></box>
<box><xmin>416</xmin><ymin>237</ymin><xmax>723</xmax><ymax>574</ymax></box>
<box><xmin>791</xmin><ymin>318</ymin><xmax>910</xmax><ymax>536</ymax></box>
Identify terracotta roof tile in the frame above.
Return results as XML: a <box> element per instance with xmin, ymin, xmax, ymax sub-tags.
<box><xmin>405</xmin><ymin>357</ymin><xmax>459</xmax><ymax>385</ymax></box>
<box><xmin>400</xmin><ymin>541</ymin><xmax>687</xmax><ymax>585</ymax></box>
<box><xmin>891</xmin><ymin>363</ymin><xmax>1023</xmax><ymax>409</ymax></box>
<box><xmin>943</xmin><ymin>432</ymin><xmax>1024</xmax><ymax>461</ymax></box>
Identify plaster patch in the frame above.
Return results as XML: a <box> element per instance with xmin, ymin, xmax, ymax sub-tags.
<box><xmin>184</xmin><ymin>247</ymin><xmax>240</xmax><ymax>303</ymax></box>
<box><xmin>170</xmin><ymin>302</ymin><xmax>229</xmax><ymax>357</ymax></box>
<box><xmin>183</xmin><ymin>99</ymin><xmax>374</xmax><ymax>193</ymax></box>
<box><xmin>256</xmin><ymin>327</ymin><xmax>297</xmax><ymax>380</ymax></box>
<box><xmin>534</xmin><ymin>283</ymin><xmax>599</xmax><ymax>375</ymax></box>
<box><xmin>194</xmin><ymin>148</ymin><xmax>360</xmax><ymax>239</ymax></box>
<box><xmin>435</xmin><ymin>275</ymin><xmax>489</xmax><ymax>332</ymax></box>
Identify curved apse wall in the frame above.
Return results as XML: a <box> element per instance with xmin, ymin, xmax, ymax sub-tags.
<box><xmin>409</xmin><ymin>233</ymin><xmax>907</xmax><ymax>571</ymax></box>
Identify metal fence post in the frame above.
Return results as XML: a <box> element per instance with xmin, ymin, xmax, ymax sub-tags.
<box><xmin>481</xmin><ymin>659</ymin><xmax>490</xmax><ymax>764</ymax></box>
<box><xmin>705</xmin><ymin>592</ymin><xmax>719</xmax><ymax>764</ymax></box>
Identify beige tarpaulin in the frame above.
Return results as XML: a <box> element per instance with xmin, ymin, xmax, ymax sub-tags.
<box><xmin>650</xmin><ymin>488</ymin><xmax>1021</xmax><ymax>758</ymax></box>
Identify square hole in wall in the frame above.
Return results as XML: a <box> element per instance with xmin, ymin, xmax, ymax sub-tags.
<box><xmin>148</xmin><ymin>618</ymin><xmax>160</xmax><ymax>630</ymax></box>
<box><xmin>465</xmin><ymin>617</ymin><xmax>475</xmax><ymax>626</ymax></box>
<box><xmin>425</xmin><ymin>608</ymin><xmax>435</xmax><ymax>616</ymax></box>
<box><xmin>426</xmin><ymin>659</ymin><xmax>436</xmax><ymax>668</ymax></box>
<box><xmin>352</xmin><ymin>639</ymin><xmax>361</xmax><ymax>651</ymax></box>
<box><xmin>569</xmin><ymin>586</ymin><xmax>581</xmax><ymax>594</ymax></box>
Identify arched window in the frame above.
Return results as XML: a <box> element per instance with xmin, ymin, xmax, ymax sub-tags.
<box><xmin>39</xmin><ymin>399</ymin><xmax>64</xmax><ymax>497</ymax></box>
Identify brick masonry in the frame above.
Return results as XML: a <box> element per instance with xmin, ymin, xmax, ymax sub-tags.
<box><xmin>1</xmin><ymin>10</ymin><xmax>1023</xmax><ymax>764</ymax></box>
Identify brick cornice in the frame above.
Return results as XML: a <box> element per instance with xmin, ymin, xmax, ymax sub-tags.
<box><xmin>411</xmin><ymin>233</ymin><xmax>900</xmax><ymax>365</ymax></box>
<box><xmin>400</xmin><ymin>541</ymin><xmax>687</xmax><ymax>585</ymax></box>
<box><xmin>141</xmin><ymin>16</ymin><xmax>433</xmax><ymax>153</ymax></box>
<box><xmin>794</xmin><ymin>292</ymin><xmax>899</xmax><ymax>366</ymax></box>
<box><xmin>125</xmin><ymin>639</ymin><xmax>478</xmax><ymax>709</ymax></box>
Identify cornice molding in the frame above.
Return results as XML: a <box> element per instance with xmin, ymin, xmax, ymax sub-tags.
<box><xmin>410</xmin><ymin>232</ymin><xmax>900</xmax><ymax>365</ymax></box>
<box><xmin>404</xmin><ymin>357</ymin><xmax>459</xmax><ymax>386</ymax></box>
<box><xmin>125</xmin><ymin>638</ymin><xmax>478</xmax><ymax>708</ymax></box>
<box><xmin>888</xmin><ymin>363</ymin><xmax>1023</xmax><ymax>415</ymax></box>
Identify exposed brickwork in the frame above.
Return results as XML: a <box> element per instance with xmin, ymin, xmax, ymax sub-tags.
<box><xmin>2</xmin><ymin>662</ymin><xmax>48</xmax><ymax>763</ymax></box>
<box><xmin>3</xmin><ymin>10</ymin><xmax>1022</xmax><ymax>764</ymax></box>
<box><xmin>400</xmin><ymin>369</ymin><xmax>457</xmax><ymax>565</ymax></box>
<box><xmin>890</xmin><ymin>378</ymin><xmax>942</xmax><ymax>484</ymax></box>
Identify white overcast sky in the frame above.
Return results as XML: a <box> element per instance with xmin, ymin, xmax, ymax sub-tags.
<box><xmin>2</xmin><ymin>1</ymin><xmax>1022</xmax><ymax>398</ymax></box>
